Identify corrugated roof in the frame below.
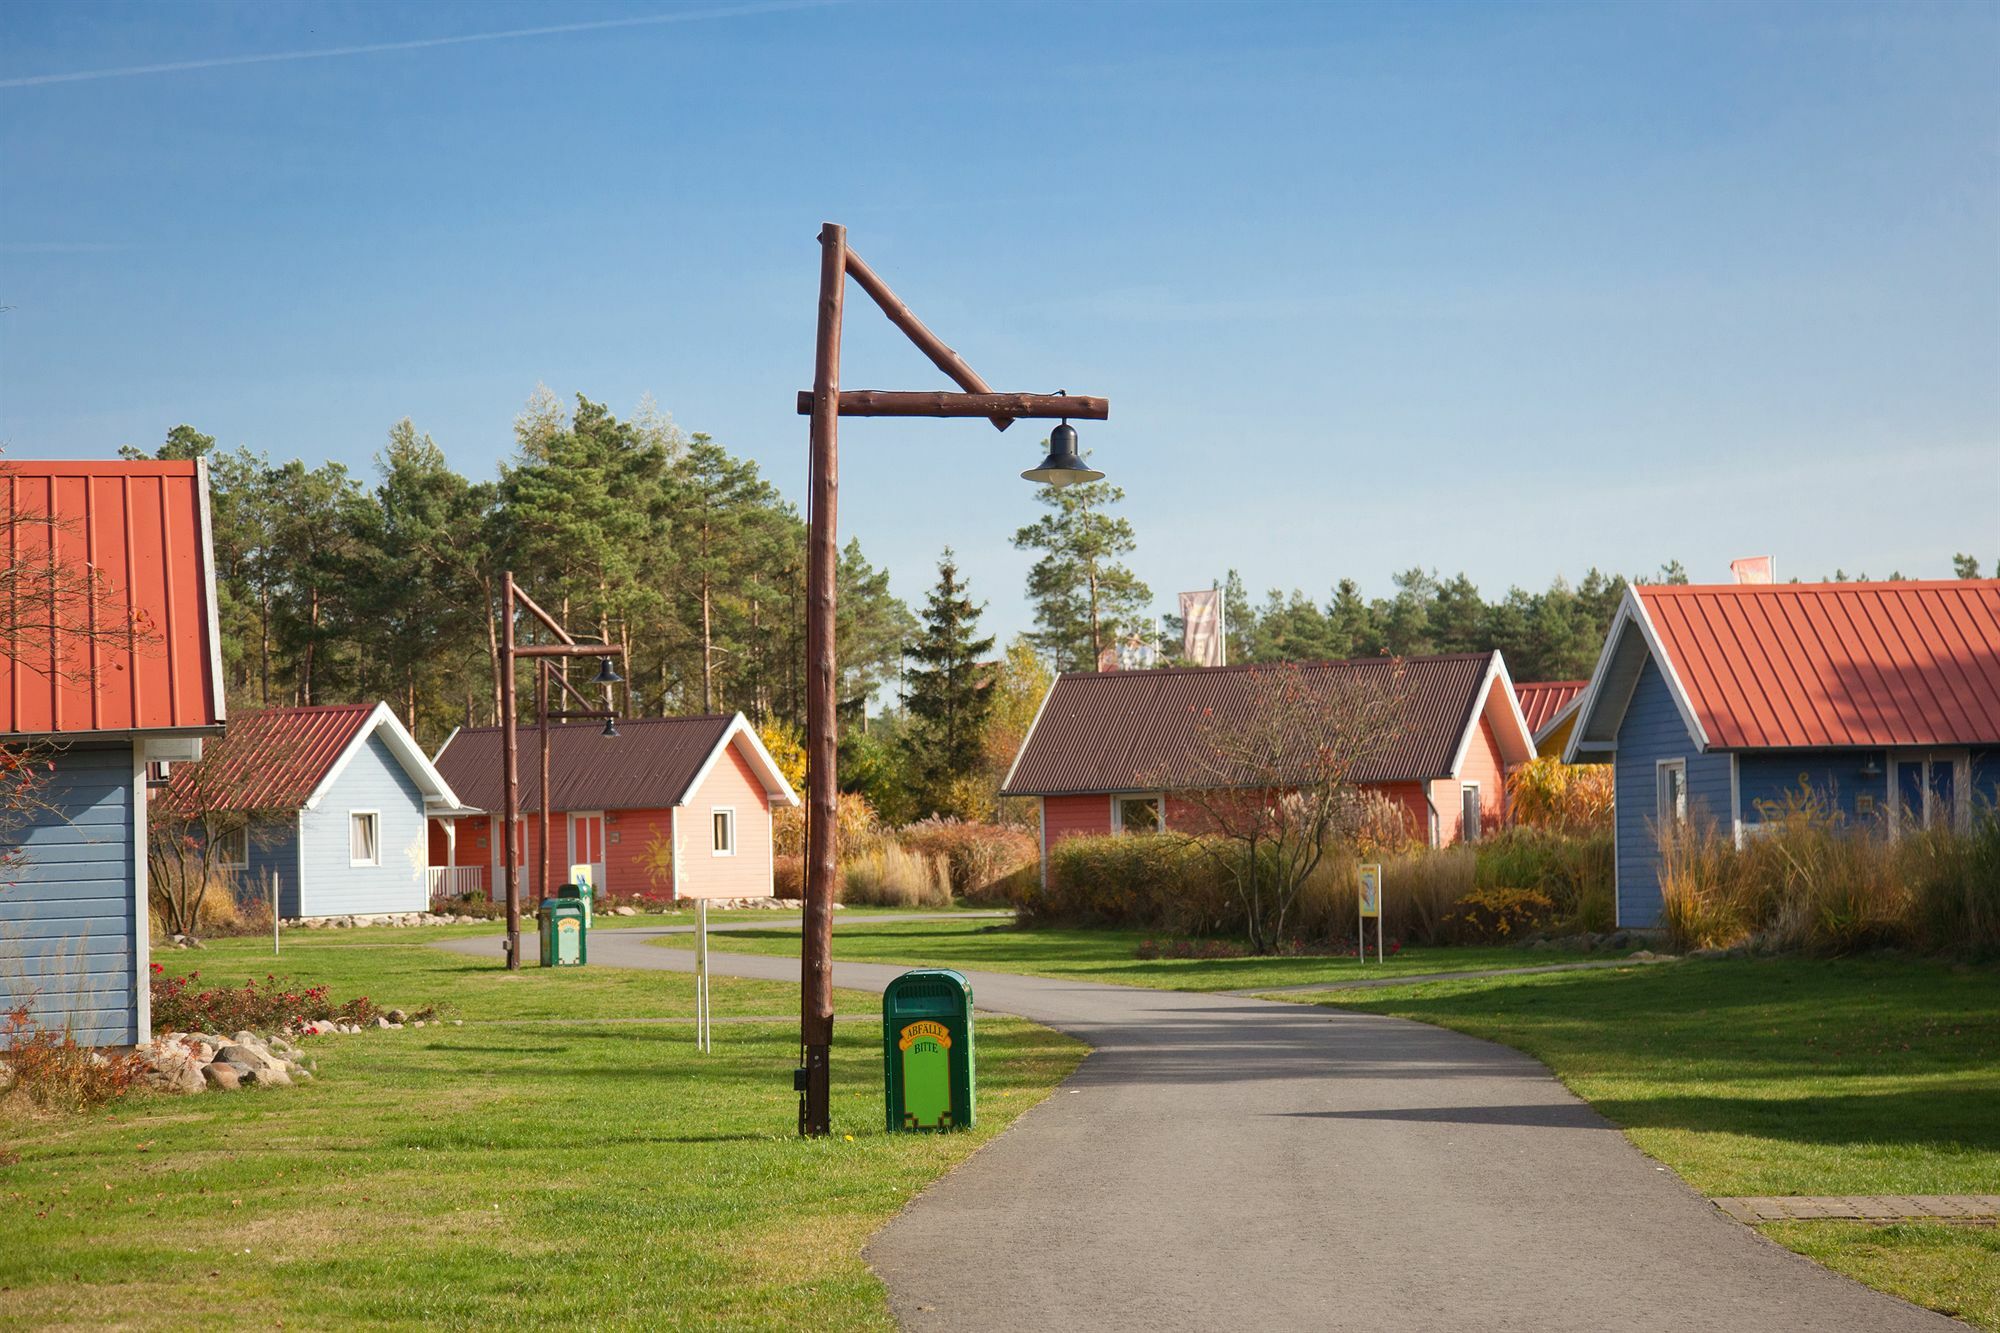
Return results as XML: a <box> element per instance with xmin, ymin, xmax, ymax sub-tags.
<box><xmin>1514</xmin><ymin>680</ymin><xmax>1586</xmax><ymax>738</ymax></box>
<box><xmin>164</xmin><ymin>704</ymin><xmax>375</xmax><ymax>811</ymax></box>
<box><xmin>1002</xmin><ymin>654</ymin><xmax>1501</xmax><ymax>796</ymax></box>
<box><xmin>435</xmin><ymin>714</ymin><xmax>738</xmax><ymax>813</ymax></box>
<box><xmin>1</xmin><ymin>460</ymin><xmax>225</xmax><ymax>736</ymax></box>
<box><xmin>1635</xmin><ymin>581</ymin><xmax>2000</xmax><ymax>749</ymax></box>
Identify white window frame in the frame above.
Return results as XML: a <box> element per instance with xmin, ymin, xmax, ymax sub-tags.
<box><xmin>1459</xmin><ymin>782</ymin><xmax>1482</xmax><ymax>844</ymax></box>
<box><xmin>1656</xmin><ymin>759</ymin><xmax>1688</xmax><ymax>829</ymax></box>
<box><xmin>349</xmin><ymin>810</ymin><xmax>381</xmax><ymax>867</ymax></box>
<box><xmin>1888</xmin><ymin>749</ymin><xmax>1971</xmax><ymax>836</ymax></box>
<box><xmin>215</xmin><ymin>825</ymin><xmax>249</xmax><ymax>868</ymax></box>
<box><xmin>712</xmin><ymin>806</ymin><xmax>737</xmax><ymax>857</ymax></box>
<box><xmin>1111</xmin><ymin>792</ymin><xmax>1165</xmax><ymax>835</ymax></box>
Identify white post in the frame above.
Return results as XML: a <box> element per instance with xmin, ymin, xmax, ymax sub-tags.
<box><xmin>272</xmin><ymin>871</ymin><xmax>280</xmax><ymax>956</ymax></box>
<box><xmin>697</xmin><ymin>897</ymin><xmax>711</xmax><ymax>1053</ymax></box>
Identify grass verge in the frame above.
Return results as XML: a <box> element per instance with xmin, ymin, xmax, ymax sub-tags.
<box><xmin>1298</xmin><ymin>954</ymin><xmax>2000</xmax><ymax>1328</ymax></box>
<box><xmin>653</xmin><ymin>916</ymin><xmax>1627</xmax><ymax>992</ymax></box>
<box><xmin>1</xmin><ymin>932</ymin><xmax>1083</xmax><ymax>1330</ymax></box>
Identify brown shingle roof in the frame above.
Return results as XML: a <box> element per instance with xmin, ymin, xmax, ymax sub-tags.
<box><xmin>435</xmin><ymin>714</ymin><xmax>737</xmax><ymax>813</ymax></box>
<box><xmin>165</xmin><ymin>703</ymin><xmax>375</xmax><ymax>811</ymax></box>
<box><xmin>1001</xmin><ymin>654</ymin><xmax>1502</xmax><ymax>796</ymax></box>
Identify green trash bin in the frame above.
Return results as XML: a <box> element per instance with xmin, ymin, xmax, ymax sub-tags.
<box><xmin>538</xmin><ymin>896</ymin><xmax>587</xmax><ymax>967</ymax></box>
<box><xmin>882</xmin><ymin>969</ymin><xmax>975</xmax><ymax>1132</ymax></box>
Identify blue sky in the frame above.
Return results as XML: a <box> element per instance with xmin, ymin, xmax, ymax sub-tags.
<box><xmin>3</xmin><ymin>0</ymin><xmax>1995</xmax><ymax>643</ymax></box>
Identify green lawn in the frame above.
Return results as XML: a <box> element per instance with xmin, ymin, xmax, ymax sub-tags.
<box><xmin>653</xmin><ymin>915</ymin><xmax>1623</xmax><ymax>991</ymax></box>
<box><xmin>0</xmin><ymin>931</ymin><xmax>1083</xmax><ymax>1330</ymax></box>
<box><xmin>1302</xmin><ymin>955</ymin><xmax>2000</xmax><ymax>1329</ymax></box>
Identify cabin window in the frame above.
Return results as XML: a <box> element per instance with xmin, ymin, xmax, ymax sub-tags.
<box><xmin>712</xmin><ymin>808</ymin><xmax>736</xmax><ymax>856</ymax></box>
<box><xmin>215</xmin><ymin>826</ymin><xmax>249</xmax><ymax>867</ymax></box>
<box><xmin>1113</xmin><ymin>795</ymin><xmax>1162</xmax><ymax>834</ymax></box>
<box><xmin>1656</xmin><ymin>760</ymin><xmax>1687</xmax><ymax>829</ymax></box>
<box><xmin>1893</xmin><ymin>751</ymin><xmax>1968</xmax><ymax>833</ymax></box>
<box><xmin>1460</xmin><ymin>784</ymin><xmax>1482</xmax><ymax>843</ymax></box>
<box><xmin>349</xmin><ymin>811</ymin><xmax>380</xmax><ymax>866</ymax></box>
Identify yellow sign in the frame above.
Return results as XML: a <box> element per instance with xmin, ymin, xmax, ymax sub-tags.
<box><xmin>897</xmin><ymin>1019</ymin><xmax>953</xmax><ymax>1051</ymax></box>
<box><xmin>558</xmin><ymin>919</ymin><xmax>578</xmax><ymax>935</ymax></box>
<box><xmin>1358</xmin><ymin>864</ymin><xmax>1382</xmax><ymax>918</ymax></box>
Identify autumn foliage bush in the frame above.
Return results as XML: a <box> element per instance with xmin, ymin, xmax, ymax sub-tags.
<box><xmin>149</xmin><ymin>965</ymin><xmax>383</xmax><ymax>1034</ymax></box>
<box><xmin>897</xmin><ymin>817</ymin><xmax>1037</xmax><ymax>901</ymax></box>
<box><xmin>1</xmin><ymin>1007</ymin><xmax>146</xmax><ymax>1114</ymax></box>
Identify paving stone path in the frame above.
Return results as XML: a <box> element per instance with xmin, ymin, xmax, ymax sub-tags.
<box><xmin>438</xmin><ymin>925</ymin><xmax>1958</xmax><ymax>1331</ymax></box>
<box><xmin>1715</xmin><ymin>1195</ymin><xmax>2000</xmax><ymax>1223</ymax></box>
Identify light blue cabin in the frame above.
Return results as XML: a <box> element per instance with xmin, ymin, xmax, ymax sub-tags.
<box><xmin>1568</xmin><ymin>581</ymin><xmax>2000</xmax><ymax>928</ymax></box>
<box><xmin>173</xmin><ymin>702</ymin><xmax>475</xmax><ymax>921</ymax></box>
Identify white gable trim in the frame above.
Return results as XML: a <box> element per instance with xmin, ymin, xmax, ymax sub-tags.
<box><xmin>1448</xmin><ymin>652</ymin><xmax>1536</xmax><ymax>776</ymax></box>
<box><xmin>1563</xmin><ymin>590</ymin><xmax>1711</xmax><ymax>763</ymax></box>
<box><xmin>194</xmin><ymin>458</ymin><xmax>228</xmax><ymax>725</ymax></box>
<box><xmin>1000</xmin><ymin>678</ymin><xmax>1060</xmax><ymax>794</ymax></box>
<box><xmin>304</xmin><ymin>702</ymin><xmax>472</xmax><ymax>813</ymax></box>
<box><xmin>679</xmin><ymin>713</ymin><xmax>801</xmax><ymax>808</ymax></box>
<box><xmin>1531</xmin><ymin>690</ymin><xmax>1585</xmax><ymax>750</ymax></box>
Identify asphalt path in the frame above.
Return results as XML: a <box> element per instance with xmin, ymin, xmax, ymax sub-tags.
<box><xmin>438</xmin><ymin>923</ymin><xmax>1952</xmax><ymax>1332</ymax></box>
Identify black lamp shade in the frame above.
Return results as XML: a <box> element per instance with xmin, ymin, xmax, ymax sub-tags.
<box><xmin>594</xmin><ymin>656</ymin><xmax>623</xmax><ymax>686</ymax></box>
<box><xmin>1021</xmin><ymin>422</ymin><xmax>1104</xmax><ymax>487</ymax></box>
<box><xmin>602</xmin><ymin>717</ymin><xmax>620</xmax><ymax>738</ymax></box>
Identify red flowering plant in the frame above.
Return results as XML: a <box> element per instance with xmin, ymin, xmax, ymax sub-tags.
<box><xmin>150</xmin><ymin>968</ymin><xmax>382</xmax><ymax>1035</ymax></box>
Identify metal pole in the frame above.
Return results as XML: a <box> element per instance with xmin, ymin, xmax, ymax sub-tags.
<box><xmin>502</xmin><ymin>572</ymin><xmax>522</xmax><ymax>970</ymax></box>
<box><xmin>538</xmin><ymin>659</ymin><xmax>552</xmax><ymax>906</ymax></box>
<box><xmin>800</xmin><ymin>220</ymin><xmax>846</xmax><ymax>1137</ymax></box>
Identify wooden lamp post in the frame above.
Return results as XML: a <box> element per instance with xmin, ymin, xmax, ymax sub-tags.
<box><xmin>498</xmin><ymin>573</ymin><xmax>626</xmax><ymax>972</ymax></box>
<box><xmin>794</xmin><ymin>222</ymin><xmax>1108</xmax><ymax>1136</ymax></box>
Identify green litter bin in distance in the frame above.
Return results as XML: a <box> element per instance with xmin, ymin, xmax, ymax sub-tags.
<box><xmin>882</xmin><ymin>969</ymin><xmax>975</xmax><ymax>1132</ymax></box>
<box><xmin>538</xmin><ymin>896</ymin><xmax>587</xmax><ymax>967</ymax></box>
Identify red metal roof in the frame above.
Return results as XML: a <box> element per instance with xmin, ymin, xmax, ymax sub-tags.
<box><xmin>435</xmin><ymin>715</ymin><xmax>740</xmax><ymax>813</ymax></box>
<box><xmin>1635</xmin><ymin>581</ymin><xmax>2000</xmax><ymax>749</ymax></box>
<box><xmin>163</xmin><ymin>704</ymin><xmax>376</xmax><ymax>812</ymax></box>
<box><xmin>1002</xmin><ymin>654</ymin><xmax>1506</xmax><ymax>796</ymax></box>
<box><xmin>1514</xmin><ymin>680</ymin><xmax>1586</xmax><ymax>737</ymax></box>
<box><xmin>0</xmin><ymin>460</ymin><xmax>224</xmax><ymax>736</ymax></box>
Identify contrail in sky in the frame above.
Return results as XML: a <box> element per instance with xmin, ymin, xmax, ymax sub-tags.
<box><xmin>0</xmin><ymin>0</ymin><xmax>836</xmax><ymax>89</ymax></box>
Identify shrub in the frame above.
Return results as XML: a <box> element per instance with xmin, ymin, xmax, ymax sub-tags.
<box><xmin>1377</xmin><ymin>846</ymin><xmax>1478</xmax><ymax>945</ymax></box>
<box><xmin>1350</xmin><ymin>789</ymin><xmax>1418</xmax><ymax>857</ymax></box>
<box><xmin>1</xmin><ymin>1007</ymin><xmax>146</xmax><ymax>1114</ymax></box>
<box><xmin>842</xmin><ymin>844</ymin><xmax>952</xmax><ymax>908</ymax></box>
<box><xmin>773</xmin><ymin>792</ymin><xmax>882</xmax><ymax>860</ymax></box>
<box><xmin>1657</xmin><ymin>786</ymin><xmax>2000</xmax><ymax>956</ymax></box>
<box><xmin>897</xmin><ymin>818</ymin><xmax>1037</xmax><ymax>902</ymax></box>
<box><xmin>150</xmin><ymin>966</ymin><xmax>382</xmax><ymax>1034</ymax></box>
<box><xmin>1444</xmin><ymin>885</ymin><xmax>1556</xmax><ymax>942</ymax></box>
<box><xmin>1030</xmin><ymin>833</ymin><xmax>1236</xmax><ymax>937</ymax></box>
<box><xmin>1506</xmin><ymin>756</ymin><xmax>1614</xmax><ymax>832</ymax></box>
<box><xmin>1473</xmin><ymin>826</ymin><xmax>1613</xmax><ymax>920</ymax></box>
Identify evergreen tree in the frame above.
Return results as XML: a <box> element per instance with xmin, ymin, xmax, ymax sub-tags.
<box><xmin>900</xmin><ymin>550</ymin><xmax>995</xmax><ymax>817</ymax></box>
<box><xmin>1012</xmin><ymin>464</ymin><xmax>1151</xmax><ymax>670</ymax></box>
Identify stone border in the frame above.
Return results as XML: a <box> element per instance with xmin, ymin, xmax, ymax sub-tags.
<box><xmin>1714</xmin><ymin>1195</ymin><xmax>2000</xmax><ymax>1224</ymax></box>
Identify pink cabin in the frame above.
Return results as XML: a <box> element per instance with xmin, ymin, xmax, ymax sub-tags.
<box><xmin>1001</xmin><ymin>653</ymin><xmax>1536</xmax><ymax>886</ymax></box>
<box><xmin>429</xmin><ymin>712</ymin><xmax>799</xmax><ymax>905</ymax></box>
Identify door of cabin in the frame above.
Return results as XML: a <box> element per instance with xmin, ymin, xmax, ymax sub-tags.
<box><xmin>568</xmin><ymin>811</ymin><xmax>607</xmax><ymax>896</ymax></box>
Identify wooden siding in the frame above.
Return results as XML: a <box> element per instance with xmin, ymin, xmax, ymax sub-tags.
<box><xmin>675</xmin><ymin>743</ymin><xmax>774</xmax><ymax>899</ymax></box>
<box><xmin>1453</xmin><ymin>716</ymin><xmax>1508</xmax><ymax>842</ymax></box>
<box><xmin>296</xmin><ymin>733</ymin><xmax>428</xmax><ymax>917</ymax></box>
<box><xmin>605</xmin><ymin>807</ymin><xmax>676</xmax><ymax>901</ymax></box>
<box><xmin>0</xmin><ymin>743</ymin><xmax>142</xmax><ymax>1044</ymax></box>
<box><xmin>244</xmin><ymin>814</ymin><xmax>301</xmax><ymax>919</ymax></box>
<box><xmin>1044</xmin><ymin>793</ymin><xmax>1112</xmax><ymax>844</ymax></box>
<box><xmin>1613</xmin><ymin>655</ymin><xmax>1732</xmax><ymax>928</ymax></box>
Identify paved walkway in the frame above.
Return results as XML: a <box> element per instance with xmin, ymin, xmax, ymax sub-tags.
<box><xmin>1716</xmin><ymin>1195</ymin><xmax>2000</xmax><ymax>1223</ymax></box>
<box><xmin>438</xmin><ymin>927</ymin><xmax>1954</xmax><ymax>1331</ymax></box>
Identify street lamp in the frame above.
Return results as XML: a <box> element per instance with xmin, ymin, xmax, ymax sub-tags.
<box><xmin>792</xmin><ymin>221</ymin><xmax>1109</xmax><ymax>1136</ymax></box>
<box><xmin>1021</xmin><ymin>419</ymin><xmax>1103</xmax><ymax>487</ymax></box>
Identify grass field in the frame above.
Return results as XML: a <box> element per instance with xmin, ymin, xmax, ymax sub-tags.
<box><xmin>652</xmin><ymin>914</ymin><xmax>1627</xmax><ymax>991</ymax></box>
<box><xmin>0</xmin><ymin>930</ymin><xmax>1083</xmax><ymax>1330</ymax></box>
<box><xmin>1303</xmin><ymin>955</ymin><xmax>2000</xmax><ymax>1329</ymax></box>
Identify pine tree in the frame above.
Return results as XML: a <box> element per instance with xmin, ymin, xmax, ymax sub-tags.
<box><xmin>1012</xmin><ymin>464</ymin><xmax>1151</xmax><ymax>670</ymax></box>
<box><xmin>902</xmin><ymin>550</ymin><xmax>996</xmax><ymax>818</ymax></box>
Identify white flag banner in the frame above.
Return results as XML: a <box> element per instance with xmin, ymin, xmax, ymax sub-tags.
<box><xmin>1117</xmin><ymin>634</ymin><xmax>1159</xmax><ymax>671</ymax></box>
<box><xmin>1730</xmin><ymin>556</ymin><xmax>1774</xmax><ymax>585</ymax></box>
<box><xmin>1180</xmin><ymin>588</ymin><xmax>1223</xmax><ymax>667</ymax></box>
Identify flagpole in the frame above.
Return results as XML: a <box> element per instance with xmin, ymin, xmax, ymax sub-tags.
<box><xmin>1216</xmin><ymin>579</ymin><xmax>1227</xmax><ymax>666</ymax></box>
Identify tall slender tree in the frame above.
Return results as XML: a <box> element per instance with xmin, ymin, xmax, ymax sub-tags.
<box><xmin>1012</xmin><ymin>462</ymin><xmax>1151</xmax><ymax>670</ymax></box>
<box><xmin>902</xmin><ymin>550</ymin><xmax>996</xmax><ymax>818</ymax></box>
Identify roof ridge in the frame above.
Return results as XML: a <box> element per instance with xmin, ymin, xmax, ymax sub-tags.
<box><xmin>1057</xmin><ymin>651</ymin><xmax>1494</xmax><ymax>682</ymax></box>
<box><xmin>1639</xmin><ymin>579</ymin><xmax>2000</xmax><ymax>596</ymax></box>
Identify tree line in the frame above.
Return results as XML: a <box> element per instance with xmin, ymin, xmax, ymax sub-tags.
<box><xmin>125</xmin><ymin>392</ymin><xmax>913</xmax><ymax>749</ymax></box>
